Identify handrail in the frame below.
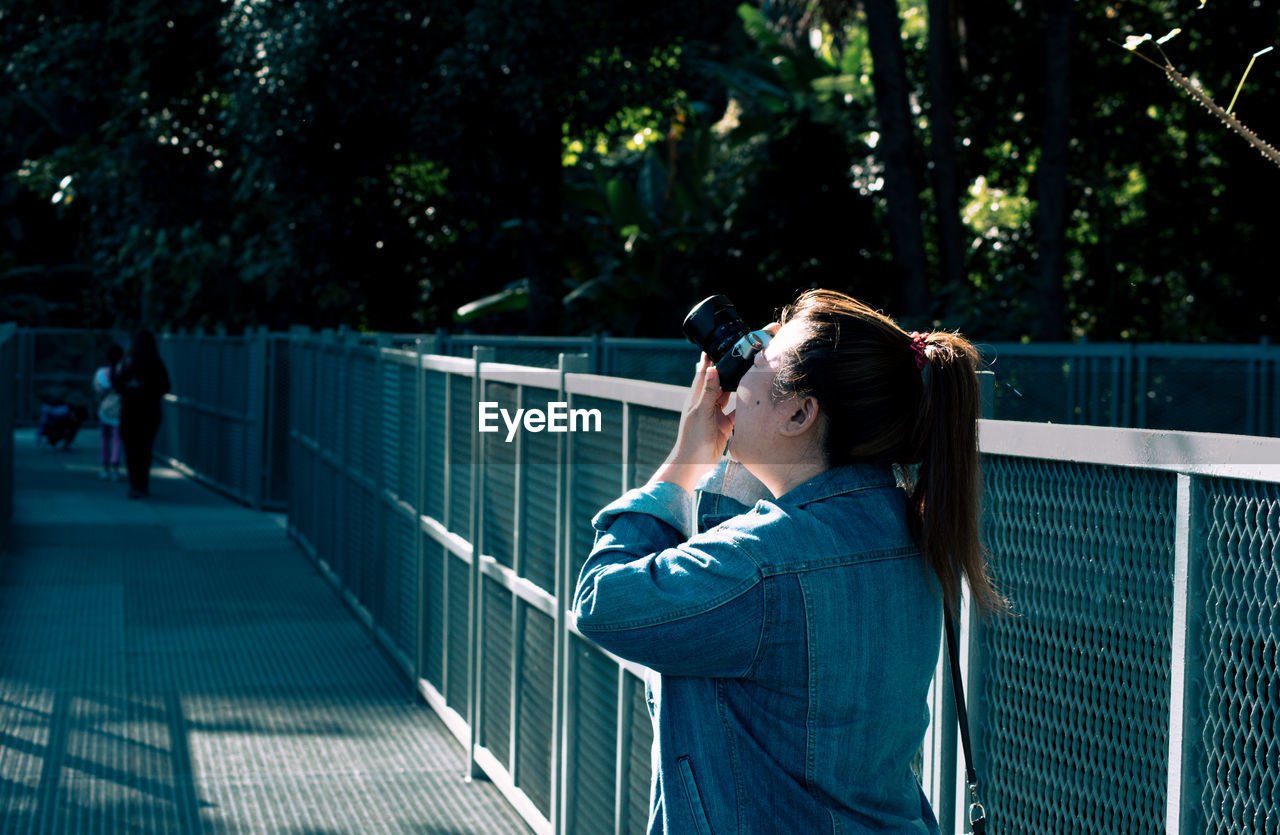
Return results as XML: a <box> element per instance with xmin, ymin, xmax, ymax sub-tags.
<box><xmin>284</xmin><ymin>340</ymin><xmax>1280</xmax><ymax>835</ymax></box>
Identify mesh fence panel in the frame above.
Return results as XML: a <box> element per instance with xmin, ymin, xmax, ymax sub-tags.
<box><xmin>445</xmin><ymin>337</ymin><xmax>592</xmax><ymax>370</ymax></box>
<box><xmin>567</xmin><ymin>636</ymin><xmax>619</xmax><ymax>835</ymax></box>
<box><xmin>568</xmin><ymin>397</ymin><xmax>624</xmax><ymax>584</ymax></box>
<box><xmin>625</xmin><ymin>672</ymin><xmax>654</xmax><ymax>834</ymax></box>
<box><xmin>266</xmin><ymin>336</ymin><xmax>291</xmax><ymax>508</ymax></box>
<box><xmin>356</xmin><ymin>482</ymin><xmax>379</xmax><ymax>610</ymax></box>
<box><xmin>0</xmin><ymin>326</ymin><xmax>15</xmax><ymax>542</ymax></box>
<box><xmin>263</xmin><ymin>334</ymin><xmax>1280</xmax><ymax>834</ymax></box>
<box><xmin>423</xmin><ymin>370</ymin><xmax>448</xmax><ymax>522</ymax></box>
<box><xmin>1190</xmin><ymin>478</ymin><xmax>1280</xmax><ymax>835</ymax></box>
<box><xmin>227</xmin><ymin>414</ymin><xmax>247</xmax><ymax>497</ymax></box>
<box><xmin>220</xmin><ymin>340</ymin><xmax>250</xmax><ymax>414</ymax></box>
<box><xmin>21</xmin><ymin>329</ymin><xmax>124</xmax><ymax>422</ymax></box>
<box><xmin>317</xmin><ymin>346</ymin><xmax>340</xmax><ymax>456</ymax></box>
<box><xmin>446</xmin><ymin>552</ymin><xmax>471</xmax><ymax>715</ymax></box>
<box><xmin>448</xmin><ymin>373</ymin><xmax>473</xmax><ymax>536</ymax></box>
<box><xmin>522</xmin><ymin>421</ymin><xmax>559</xmax><ymax>594</ymax></box>
<box><xmin>482</xmin><ymin>382</ymin><xmax>518</xmax><ymax>569</ymax></box>
<box><xmin>481</xmin><ymin>577</ymin><xmax>514</xmax><ymax>769</ymax></box>
<box><xmin>980</xmin><ymin>456</ymin><xmax>1177</xmax><ymax>834</ymax></box>
<box><xmin>420</xmin><ymin>540</ymin><xmax>447</xmax><ymax>691</ymax></box>
<box><xmin>603</xmin><ymin>341</ymin><xmax>700</xmax><ymax>386</ymax></box>
<box><xmin>397</xmin><ymin>361</ymin><xmax>419</xmax><ymax>507</ymax></box>
<box><xmin>1143</xmin><ymin>357</ymin><xmax>1255</xmax><ymax>435</ymax></box>
<box><xmin>154</xmin><ymin>334</ymin><xmax>264</xmax><ymax>504</ymax></box>
<box><xmin>517</xmin><ymin>605</ymin><xmax>556</xmax><ymax>818</ymax></box>
<box><xmin>389</xmin><ymin>506</ymin><xmax>418</xmax><ymax>660</ymax></box>
<box><xmin>629</xmin><ymin>407</ymin><xmax>679</xmax><ymax>490</ymax></box>
<box><xmin>983</xmin><ymin>353</ymin><xmax>1079</xmax><ymax>425</ymax></box>
<box><xmin>380</xmin><ymin>355</ymin><xmax>404</xmax><ymax>497</ymax></box>
<box><xmin>351</xmin><ymin>349</ymin><xmax>379</xmax><ymax>484</ymax></box>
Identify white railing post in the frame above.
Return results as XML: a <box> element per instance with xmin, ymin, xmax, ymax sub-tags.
<box><xmin>1167</xmin><ymin>473</ymin><xmax>1206</xmax><ymax>834</ymax></box>
<box><xmin>467</xmin><ymin>346</ymin><xmax>495</xmax><ymax>780</ymax></box>
<box><xmin>413</xmin><ymin>337</ymin><xmax>428</xmax><ymax>684</ymax></box>
<box><xmin>552</xmin><ymin>352</ymin><xmax>590</xmax><ymax>835</ymax></box>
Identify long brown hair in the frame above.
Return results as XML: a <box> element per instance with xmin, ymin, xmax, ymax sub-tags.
<box><xmin>775</xmin><ymin>290</ymin><xmax>1008</xmax><ymax>618</ymax></box>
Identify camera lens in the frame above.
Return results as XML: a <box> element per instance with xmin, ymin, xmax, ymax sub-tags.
<box><xmin>683</xmin><ymin>296</ymin><xmax>747</xmax><ymax>361</ymax></box>
<box><xmin>682</xmin><ymin>295</ymin><xmax>757</xmax><ymax>391</ymax></box>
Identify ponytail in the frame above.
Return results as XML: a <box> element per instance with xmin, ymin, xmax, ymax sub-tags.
<box><xmin>777</xmin><ymin>290</ymin><xmax>1009</xmax><ymax>620</ymax></box>
<box><xmin>908</xmin><ymin>333</ymin><xmax>1009</xmax><ymax>619</ymax></box>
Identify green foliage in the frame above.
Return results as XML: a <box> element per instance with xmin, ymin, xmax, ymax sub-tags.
<box><xmin>547</xmin><ymin>2</ymin><xmax>899</xmax><ymax>334</ymax></box>
<box><xmin>941</xmin><ymin>0</ymin><xmax>1280</xmax><ymax>340</ymax></box>
<box><xmin>2</xmin><ymin>0</ymin><xmax>1278</xmax><ymax>340</ymax></box>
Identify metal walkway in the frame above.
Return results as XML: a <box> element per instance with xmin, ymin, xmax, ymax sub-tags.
<box><xmin>0</xmin><ymin>430</ymin><xmax>530</xmax><ymax>834</ymax></box>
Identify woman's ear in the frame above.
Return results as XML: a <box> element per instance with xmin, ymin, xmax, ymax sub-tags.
<box><xmin>779</xmin><ymin>396</ymin><xmax>821</xmax><ymax>438</ymax></box>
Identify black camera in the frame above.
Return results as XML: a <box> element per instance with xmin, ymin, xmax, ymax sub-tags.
<box><xmin>681</xmin><ymin>295</ymin><xmax>772</xmax><ymax>392</ymax></box>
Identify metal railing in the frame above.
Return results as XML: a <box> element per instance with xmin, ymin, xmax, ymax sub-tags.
<box><xmin>10</xmin><ymin>329</ymin><xmax>1277</xmax><ymax>517</ymax></box>
<box><xmin>285</xmin><ymin>331</ymin><xmax>1280</xmax><ymax>835</ymax></box>
<box><xmin>975</xmin><ymin>423</ymin><xmax>1280</xmax><ymax>834</ymax></box>
<box><xmin>153</xmin><ymin>328</ymin><xmax>290</xmax><ymax>509</ymax></box>
<box><xmin>9</xmin><ymin>327</ymin><xmax>1278</xmax><ymax>832</ymax></box>
<box><xmin>412</xmin><ymin>333</ymin><xmax>1280</xmax><ymax>436</ymax></box>
<box><xmin>0</xmin><ymin>323</ymin><xmax>16</xmax><ymax>550</ymax></box>
<box><xmin>10</xmin><ymin>328</ymin><xmax>126</xmax><ymax>426</ymax></box>
<box><xmin>6</xmin><ymin>327</ymin><xmax>288</xmax><ymax>509</ymax></box>
<box><xmin>977</xmin><ymin>341</ymin><xmax>1279</xmax><ymax>436</ymax></box>
<box><xmin>286</xmin><ymin>333</ymin><xmax>702</xmax><ymax>833</ymax></box>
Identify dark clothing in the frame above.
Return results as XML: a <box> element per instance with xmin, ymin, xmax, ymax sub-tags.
<box><xmin>114</xmin><ymin>354</ymin><xmax>171</xmax><ymax>494</ymax></box>
<box><xmin>119</xmin><ymin>404</ymin><xmax>163</xmax><ymax>492</ymax></box>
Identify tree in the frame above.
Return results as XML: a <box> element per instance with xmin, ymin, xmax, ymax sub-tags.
<box><xmin>862</xmin><ymin>0</ymin><xmax>931</xmax><ymax>318</ymax></box>
<box><xmin>1032</xmin><ymin>0</ymin><xmax>1072</xmax><ymax>340</ymax></box>
<box><xmin>7</xmin><ymin>0</ymin><xmax>1279</xmax><ymax>340</ymax></box>
<box><xmin>925</xmin><ymin>0</ymin><xmax>965</xmax><ymax>294</ymax></box>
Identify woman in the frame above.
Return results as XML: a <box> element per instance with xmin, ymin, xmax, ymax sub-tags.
<box><xmin>573</xmin><ymin>290</ymin><xmax>1007</xmax><ymax>834</ymax></box>
<box><xmin>114</xmin><ymin>330</ymin><xmax>171</xmax><ymax>499</ymax></box>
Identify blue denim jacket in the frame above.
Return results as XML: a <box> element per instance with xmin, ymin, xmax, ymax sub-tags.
<box><xmin>574</xmin><ymin>459</ymin><xmax>942</xmax><ymax>834</ymax></box>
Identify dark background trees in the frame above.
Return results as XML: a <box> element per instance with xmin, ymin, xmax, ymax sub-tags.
<box><xmin>3</xmin><ymin>0</ymin><xmax>1277</xmax><ymax>341</ymax></box>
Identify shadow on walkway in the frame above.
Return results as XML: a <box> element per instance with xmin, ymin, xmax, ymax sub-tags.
<box><xmin>0</xmin><ymin>430</ymin><xmax>529</xmax><ymax>834</ymax></box>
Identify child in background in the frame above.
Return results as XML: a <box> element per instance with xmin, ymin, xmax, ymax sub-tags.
<box><xmin>93</xmin><ymin>343</ymin><xmax>124</xmax><ymax>481</ymax></box>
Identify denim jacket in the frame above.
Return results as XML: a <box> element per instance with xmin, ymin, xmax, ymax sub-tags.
<box><xmin>573</xmin><ymin>459</ymin><xmax>942</xmax><ymax>834</ymax></box>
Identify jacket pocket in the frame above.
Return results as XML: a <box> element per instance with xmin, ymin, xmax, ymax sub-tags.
<box><xmin>676</xmin><ymin>756</ymin><xmax>714</xmax><ymax>835</ymax></box>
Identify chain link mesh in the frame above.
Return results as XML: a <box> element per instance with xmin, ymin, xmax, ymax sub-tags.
<box><xmin>232</xmin><ymin>335</ymin><xmax>1280</xmax><ymax>833</ymax></box>
<box><xmin>0</xmin><ymin>326</ymin><xmax>16</xmax><ymax>543</ymax></box>
<box><xmin>980</xmin><ymin>456</ymin><xmax>1177</xmax><ymax>834</ymax></box>
<box><xmin>1192</xmin><ymin>478</ymin><xmax>1280</xmax><ymax>835</ymax></box>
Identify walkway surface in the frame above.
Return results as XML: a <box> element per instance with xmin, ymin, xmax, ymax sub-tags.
<box><xmin>0</xmin><ymin>430</ymin><xmax>530</xmax><ymax>834</ymax></box>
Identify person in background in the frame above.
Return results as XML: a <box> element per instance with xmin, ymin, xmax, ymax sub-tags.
<box><xmin>114</xmin><ymin>330</ymin><xmax>171</xmax><ymax>499</ymax></box>
<box><xmin>92</xmin><ymin>343</ymin><xmax>124</xmax><ymax>481</ymax></box>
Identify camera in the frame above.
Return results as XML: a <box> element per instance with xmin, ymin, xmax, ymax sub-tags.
<box><xmin>681</xmin><ymin>295</ymin><xmax>772</xmax><ymax>392</ymax></box>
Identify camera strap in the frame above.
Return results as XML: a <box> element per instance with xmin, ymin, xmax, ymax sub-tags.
<box><xmin>945</xmin><ymin>613</ymin><xmax>987</xmax><ymax>834</ymax></box>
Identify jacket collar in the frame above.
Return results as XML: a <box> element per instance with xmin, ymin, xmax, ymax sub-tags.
<box><xmin>776</xmin><ymin>462</ymin><xmax>897</xmax><ymax>507</ymax></box>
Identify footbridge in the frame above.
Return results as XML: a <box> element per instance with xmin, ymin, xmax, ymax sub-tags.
<box><xmin>1</xmin><ymin>324</ymin><xmax>1278</xmax><ymax>834</ymax></box>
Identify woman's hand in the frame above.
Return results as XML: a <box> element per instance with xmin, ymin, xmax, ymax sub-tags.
<box><xmin>648</xmin><ymin>354</ymin><xmax>735</xmax><ymax>492</ymax></box>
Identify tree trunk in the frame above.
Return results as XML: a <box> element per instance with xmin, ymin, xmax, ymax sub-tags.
<box><xmin>1034</xmin><ymin>0</ymin><xmax>1072</xmax><ymax>340</ymax></box>
<box><xmin>926</xmin><ymin>0</ymin><xmax>965</xmax><ymax>294</ymax></box>
<box><xmin>520</xmin><ymin>114</ymin><xmax>564</xmax><ymax>335</ymax></box>
<box><xmin>862</xmin><ymin>0</ymin><xmax>931</xmax><ymax>319</ymax></box>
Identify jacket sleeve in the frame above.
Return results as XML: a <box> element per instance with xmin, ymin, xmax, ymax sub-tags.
<box><xmin>573</xmin><ymin>481</ymin><xmax>765</xmax><ymax>678</ymax></box>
